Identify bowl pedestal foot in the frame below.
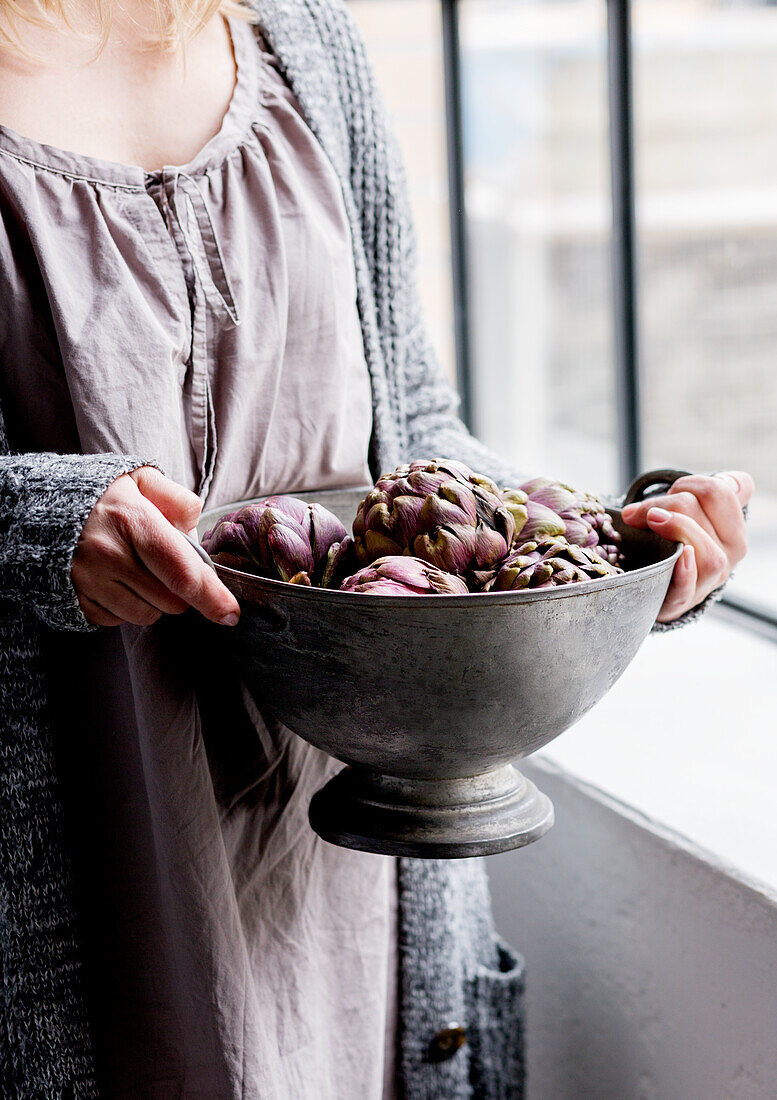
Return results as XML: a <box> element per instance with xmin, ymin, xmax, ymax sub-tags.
<box><xmin>308</xmin><ymin>763</ymin><xmax>554</xmax><ymax>858</ymax></box>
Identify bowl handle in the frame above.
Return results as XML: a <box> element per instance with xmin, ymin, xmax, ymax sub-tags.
<box><xmin>622</xmin><ymin>467</ymin><xmax>693</xmax><ymax>507</ymax></box>
<box><xmin>184</xmin><ymin>532</ymin><xmax>217</xmax><ymax>571</ymax></box>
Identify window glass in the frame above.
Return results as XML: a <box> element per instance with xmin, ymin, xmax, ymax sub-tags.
<box><xmin>350</xmin><ymin>0</ymin><xmax>456</xmax><ymax>383</ymax></box>
<box><xmin>460</xmin><ymin>0</ymin><xmax>619</xmax><ymax>496</ymax></box>
<box><xmin>634</xmin><ymin>0</ymin><xmax>777</xmax><ymax>608</ymax></box>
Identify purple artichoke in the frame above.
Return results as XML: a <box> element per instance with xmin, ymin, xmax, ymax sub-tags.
<box><xmin>484</xmin><ymin>536</ymin><xmax>624</xmax><ymax>591</ymax></box>
<box><xmin>340</xmin><ymin>556</ymin><xmax>469</xmax><ymax>596</ymax></box>
<box><xmin>501</xmin><ymin>478</ymin><xmax>622</xmax><ymax>565</ymax></box>
<box><xmin>352</xmin><ymin>459</ymin><xmax>516</xmax><ymax>584</ymax></box>
<box><xmin>202</xmin><ymin>495</ymin><xmax>352</xmax><ymax>586</ymax></box>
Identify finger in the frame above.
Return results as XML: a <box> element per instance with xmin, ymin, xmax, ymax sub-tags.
<box><xmin>621</xmin><ymin>494</ymin><xmax>679</xmax><ymax>527</ymax></box>
<box><xmin>715</xmin><ymin>470</ymin><xmax>754</xmax><ymax>508</ymax></box>
<box><xmin>130</xmin><ymin>466</ymin><xmax>202</xmax><ymax>533</ymax></box>
<box><xmin>79</xmin><ymin>594</ymin><xmax>124</xmax><ymax>628</ymax></box>
<box><xmin>657</xmin><ymin>545</ymin><xmax>698</xmax><ymax>623</ymax></box>
<box><xmin>621</xmin><ymin>492</ymin><xmax>716</xmax><ymax>539</ymax></box>
<box><xmin>646</xmin><ymin>507</ymin><xmax>728</xmax><ymax>590</ymax></box>
<box><xmin>81</xmin><ymin>580</ymin><xmax>165</xmax><ymax>626</ymax></box>
<box><xmin>667</xmin><ymin>475</ymin><xmax>747</xmax><ymax>561</ymax></box>
<box><xmin>130</xmin><ymin>510</ymin><xmax>241</xmax><ymax>625</ymax></box>
<box><xmin>115</xmin><ymin>562</ymin><xmax>191</xmax><ymax>616</ymax></box>
<box><xmin>103</xmin><ymin>583</ymin><xmax>165</xmax><ymax>626</ymax></box>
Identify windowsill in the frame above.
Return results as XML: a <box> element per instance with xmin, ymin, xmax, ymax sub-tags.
<box><xmin>536</xmin><ymin>611</ymin><xmax>777</xmax><ymax>896</ymax></box>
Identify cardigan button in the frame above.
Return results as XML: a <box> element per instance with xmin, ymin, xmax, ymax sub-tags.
<box><xmin>429</xmin><ymin>1023</ymin><xmax>467</xmax><ymax>1061</ymax></box>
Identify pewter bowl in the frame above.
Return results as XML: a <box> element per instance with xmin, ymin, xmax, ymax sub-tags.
<box><xmin>198</xmin><ymin>470</ymin><xmax>683</xmax><ymax>859</ymax></box>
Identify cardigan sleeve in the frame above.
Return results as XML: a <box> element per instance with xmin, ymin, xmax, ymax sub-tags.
<box><xmin>312</xmin><ymin>0</ymin><xmax>528</xmax><ymax>488</ymax></box>
<box><xmin>0</xmin><ymin>452</ymin><xmax>156</xmax><ymax>632</ymax></box>
<box><xmin>363</xmin><ymin>120</ymin><xmax>528</xmax><ymax>486</ymax></box>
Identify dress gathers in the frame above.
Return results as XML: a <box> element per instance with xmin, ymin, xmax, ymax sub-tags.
<box><xmin>0</xmin><ymin>17</ymin><xmax>398</xmax><ymax>1099</ymax></box>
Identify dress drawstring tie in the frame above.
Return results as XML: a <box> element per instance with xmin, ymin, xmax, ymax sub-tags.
<box><xmin>158</xmin><ymin>168</ymin><xmax>242</xmax><ymax>499</ymax></box>
<box><xmin>167</xmin><ymin>171</ymin><xmax>241</xmax><ymax>327</ymax></box>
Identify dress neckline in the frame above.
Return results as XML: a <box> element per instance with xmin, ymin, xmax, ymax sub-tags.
<box><xmin>0</xmin><ymin>17</ymin><xmax>261</xmax><ymax>189</ymax></box>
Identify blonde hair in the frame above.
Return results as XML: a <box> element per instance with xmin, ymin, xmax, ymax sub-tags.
<box><xmin>0</xmin><ymin>0</ymin><xmax>255</xmax><ymax>57</ymax></box>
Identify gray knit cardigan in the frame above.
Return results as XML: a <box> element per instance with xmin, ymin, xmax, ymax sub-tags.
<box><xmin>0</xmin><ymin>1</ymin><xmax>708</xmax><ymax>1096</ymax></box>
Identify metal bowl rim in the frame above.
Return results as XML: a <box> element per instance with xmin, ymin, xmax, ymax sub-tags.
<box><xmin>213</xmin><ymin>540</ymin><xmax>683</xmax><ymax>607</ymax></box>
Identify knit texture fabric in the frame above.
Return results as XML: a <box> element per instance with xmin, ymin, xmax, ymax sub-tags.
<box><xmin>0</xmin><ymin>450</ymin><xmax>153</xmax><ymax>1097</ymax></box>
<box><xmin>0</xmin><ymin>0</ymin><xmax>710</xmax><ymax>1095</ymax></box>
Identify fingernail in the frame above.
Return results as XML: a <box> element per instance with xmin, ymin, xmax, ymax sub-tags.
<box><xmin>219</xmin><ymin>611</ymin><xmax>240</xmax><ymax>626</ymax></box>
<box><xmin>621</xmin><ymin>503</ymin><xmax>636</xmax><ymax>515</ymax></box>
<box><xmin>648</xmin><ymin>507</ymin><xmax>672</xmax><ymax>521</ymax></box>
<box><xmin>684</xmin><ymin>545</ymin><xmax>695</xmax><ymax>565</ymax></box>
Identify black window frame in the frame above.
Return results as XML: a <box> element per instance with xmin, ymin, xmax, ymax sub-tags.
<box><xmin>441</xmin><ymin>0</ymin><xmax>777</xmax><ymax>643</ymax></box>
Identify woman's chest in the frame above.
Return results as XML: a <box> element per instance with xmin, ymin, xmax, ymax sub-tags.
<box><xmin>0</xmin><ymin>15</ymin><xmax>237</xmax><ymax>170</ymax></box>
<box><xmin>0</xmin><ymin>32</ymin><xmax>373</xmax><ymax>505</ymax></box>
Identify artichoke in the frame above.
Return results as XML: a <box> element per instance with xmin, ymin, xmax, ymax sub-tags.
<box><xmin>352</xmin><ymin>459</ymin><xmax>516</xmax><ymax>584</ymax></box>
<box><xmin>340</xmin><ymin>556</ymin><xmax>469</xmax><ymax>596</ymax></box>
<box><xmin>484</xmin><ymin>536</ymin><xmax>624</xmax><ymax>591</ymax></box>
<box><xmin>501</xmin><ymin>478</ymin><xmax>622</xmax><ymax>565</ymax></box>
<box><xmin>202</xmin><ymin>496</ymin><xmax>352</xmax><ymax>586</ymax></box>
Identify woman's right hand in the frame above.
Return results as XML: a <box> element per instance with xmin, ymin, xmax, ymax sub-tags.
<box><xmin>72</xmin><ymin>466</ymin><xmax>241</xmax><ymax>628</ymax></box>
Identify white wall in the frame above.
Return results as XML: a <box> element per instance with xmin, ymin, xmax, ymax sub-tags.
<box><xmin>487</xmin><ymin>758</ymin><xmax>777</xmax><ymax>1100</ymax></box>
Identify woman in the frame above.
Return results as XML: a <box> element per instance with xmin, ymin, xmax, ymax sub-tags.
<box><xmin>0</xmin><ymin>0</ymin><xmax>751</xmax><ymax>1095</ymax></box>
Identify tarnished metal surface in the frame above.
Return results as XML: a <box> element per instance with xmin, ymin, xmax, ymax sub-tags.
<box><xmin>308</xmin><ymin>764</ymin><xmax>554</xmax><ymax>859</ymax></box>
<box><xmin>198</xmin><ymin>482</ymin><xmax>681</xmax><ymax>858</ymax></box>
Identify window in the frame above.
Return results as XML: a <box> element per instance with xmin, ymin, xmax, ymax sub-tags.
<box><xmin>460</xmin><ymin>0</ymin><xmax>619</xmax><ymax>493</ymax></box>
<box><xmin>634</xmin><ymin>0</ymin><xmax>777</xmax><ymax>614</ymax></box>
<box><xmin>353</xmin><ymin>0</ymin><xmax>776</xmax><ymax>636</ymax></box>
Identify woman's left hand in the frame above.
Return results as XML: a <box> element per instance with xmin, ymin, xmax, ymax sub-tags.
<box><xmin>620</xmin><ymin>471</ymin><xmax>754</xmax><ymax>623</ymax></box>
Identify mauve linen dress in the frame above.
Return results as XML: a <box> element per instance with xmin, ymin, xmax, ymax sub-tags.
<box><xmin>0</xmin><ymin>17</ymin><xmax>399</xmax><ymax>1099</ymax></box>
